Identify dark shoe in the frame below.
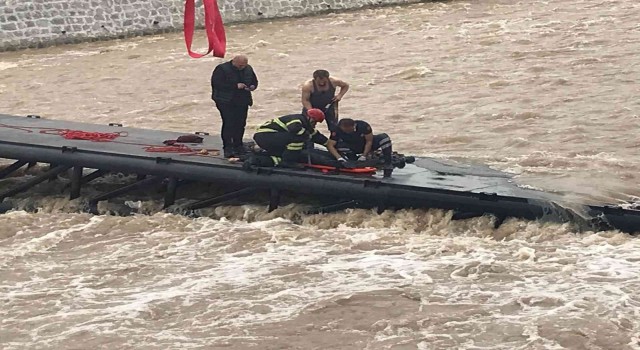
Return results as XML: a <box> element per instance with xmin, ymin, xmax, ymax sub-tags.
<box><xmin>223</xmin><ymin>148</ymin><xmax>235</xmax><ymax>158</ymax></box>
<box><xmin>234</xmin><ymin>145</ymin><xmax>247</xmax><ymax>155</ymax></box>
<box><xmin>394</xmin><ymin>158</ymin><xmax>406</xmax><ymax>169</ymax></box>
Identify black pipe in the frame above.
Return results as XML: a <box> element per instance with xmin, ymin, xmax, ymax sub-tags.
<box><xmin>185</xmin><ymin>187</ymin><xmax>256</xmax><ymax>210</ymax></box>
<box><xmin>88</xmin><ymin>176</ymin><xmax>164</xmax><ymax>206</ymax></box>
<box><xmin>0</xmin><ymin>160</ymin><xmax>27</xmax><ymax>179</ymax></box>
<box><xmin>0</xmin><ymin>165</ymin><xmax>71</xmax><ymax>201</ymax></box>
<box><xmin>70</xmin><ymin>166</ymin><xmax>83</xmax><ymax>200</ymax></box>
<box><xmin>163</xmin><ymin>177</ymin><xmax>178</xmax><ymax>208</ymax></box>
<box><xmin>306</xmin><ymin>200</ymin><xmax>362</xmax><ymax>215</ymax></box>
<box><xmin>268</xmin><ymin>188</ymin><xmax>280</xmax><ymax>212</ymax></box>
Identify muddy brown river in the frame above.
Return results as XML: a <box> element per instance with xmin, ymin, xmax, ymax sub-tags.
<box><xmin>1</xmin><ymin>0</ymin><xmax>640</xmax><ymax>349</ymax></box>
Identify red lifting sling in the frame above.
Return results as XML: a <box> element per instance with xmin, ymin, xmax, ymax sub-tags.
<box><xmin>184</xmin><ymin>0</ymin><xmax>226</xmax><ymax>58</ymax></box>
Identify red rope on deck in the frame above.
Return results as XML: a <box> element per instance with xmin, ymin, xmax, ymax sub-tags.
<box><xmin>39</xmin><ymin>129</ymin><xmax>127</xmax><ymax>142</ymax></box>
<box><xmin>143</xmin><ymin>144</ymin><xmax>196</xmax><ymax>153</ymax></box>
<box><xmin>0</xmin><ymin>123</ymin><xmax>220</xmax><ymax>155</ymax></box>
<box><xmin>0</xmin><ymin>123</ymin><xmax>34</xmax><ymax>133</ymax></box>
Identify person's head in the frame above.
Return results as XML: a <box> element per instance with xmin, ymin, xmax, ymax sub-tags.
<box><xmin>231</xmin><ymin>55</ymin><xmax>248</xmax><ymax>70</ymax></box>
<box><xmin>312</xmin><ymin>69</ymin><xmax>330</xmax><ymax>87</ymax></box>
<box><xmin>305</xmin><ymin>108</ymin><xmax>325</xmax><ymax>127</ymax></box>
<box><xmin>338</xmin><ymin>118</ymin><xmax>356</xmax><ymax>133</ymax></box>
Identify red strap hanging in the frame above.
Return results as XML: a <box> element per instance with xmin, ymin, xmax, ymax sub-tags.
<box><xmin>184</xmin><ymin>0</ymin><xmax>226</xmax><ymax>58</ymax></box>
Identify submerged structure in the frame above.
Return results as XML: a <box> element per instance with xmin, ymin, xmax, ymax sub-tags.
<box><xmin>0</xmin><ymin>113</ymin><xmax>638</xmax><ymax>234</ymax></box>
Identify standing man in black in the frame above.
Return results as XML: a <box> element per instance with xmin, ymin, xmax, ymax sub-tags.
<box><xmin>211</xmin><ymin>55</ymin><xmax>259</xmax><ymax>158</ymax></box>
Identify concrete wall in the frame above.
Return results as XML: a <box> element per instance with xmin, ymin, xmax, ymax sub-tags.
<box><xmin>0</xmin><ymin>0</ymin><xmax>424</xmax><ymax>52</ymax></box>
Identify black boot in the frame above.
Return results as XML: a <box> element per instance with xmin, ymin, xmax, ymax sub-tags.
<box><xmin>393</xmin><ymin>157</ymin><xmax>406</xmax><ymax>169</ymax></box>
<box><xmin>383</xmin><ymin>164</ymin><xmax>393</xmax><ymax>178</ymax></box>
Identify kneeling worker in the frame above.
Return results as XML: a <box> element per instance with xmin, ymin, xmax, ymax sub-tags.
<box><xmin>326</xmin><ymin>118</ymin><xmax>394</xmax><ymax>177</ymax></box>
<box><xmin>252</xmin><ymin>108</ymin><xmax>329</xmax><ymax>168</ymax></box>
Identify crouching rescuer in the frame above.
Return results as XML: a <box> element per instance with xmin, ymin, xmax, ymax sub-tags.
<box><xmin>250</xmin><ymin>109</ymin><xmax>329</xmax><ymax>168</ymax></box>
<box><xmin>326</xmin><ymin>118</ymin><xmax>395</xmax><ymax>177</ymax></box>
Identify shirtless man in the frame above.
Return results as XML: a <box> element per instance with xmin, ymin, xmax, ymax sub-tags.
<box><xmin>301</xmin><ymin>69</ymin><xmax>349</xmax><ymax>132</ymax></box>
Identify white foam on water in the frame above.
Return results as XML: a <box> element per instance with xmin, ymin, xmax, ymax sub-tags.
<box><xmin>0</xmin><ymin>62</ymin><xmax>19</xmax><ymax>71</ymax></box>
<box><xmin>1</xmin><ymin>207</ymin><xmax>638</xmax><ymax>349</ymax></box>
<box><xmin>0</xmin><ymin>215</ymin><xmax>103</xmax><ymax>259</ymax></box>
<box><xmin>2</xmin><ymin>0</ymin><xmax>640</xmax><ymax>348</ymax></box>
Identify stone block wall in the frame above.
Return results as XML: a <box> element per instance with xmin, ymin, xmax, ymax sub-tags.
<box><xmin>0</xmin><ymin>0</ymin><xmax>425</xmax><ymax>52</ymax></box>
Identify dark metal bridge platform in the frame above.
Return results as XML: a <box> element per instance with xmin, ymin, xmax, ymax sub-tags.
<box><xmin>0</xmin><ymin>113</ymin><xmax>638</xmax><ymax>234</ymax></box>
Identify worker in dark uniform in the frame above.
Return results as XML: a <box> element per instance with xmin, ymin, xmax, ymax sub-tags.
<box><xmin>211</xmin><ymin>55</ymin><xmax>259</xmax><ymax>158</ymax></box>
<box><xmin>326</xmin><ymin>118</ymin><xmax>395</xmax><ymax>177</ymax></box>
<box><xmin>251</xmin><ymin>108</ymin><xmax>329</xmax><ymax>168</ymax></box>
<box><xmin>301</xmin><ymin>70</ymin><xmax>349</xmax><ymax>132</ymax></box>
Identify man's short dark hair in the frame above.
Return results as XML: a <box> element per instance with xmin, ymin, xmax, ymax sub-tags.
<box><xmin>313</xmin><ymin>69</ymin><xmax>330</xmax><ymax>79</ymax></box>
<box><xmin>338</xmin><ymin>118</ymin><xmax>355</xmax><ymax>128</ymax></box>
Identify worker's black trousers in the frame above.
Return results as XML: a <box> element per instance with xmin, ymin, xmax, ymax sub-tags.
<box><xmin>253</xmin><ymin>132</ymin><xmax>306</xmax><ymax>164</ymax></box>
<box><xmin>216</xmin><ymin>102</ymin><xmax>249</xmax><ymax>150</ymax></box>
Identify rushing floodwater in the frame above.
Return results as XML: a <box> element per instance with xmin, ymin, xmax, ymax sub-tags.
<box><xmin>1</xmin><ymin>0</ymin><xmax>640</xmax><ymax>349</ymax></box>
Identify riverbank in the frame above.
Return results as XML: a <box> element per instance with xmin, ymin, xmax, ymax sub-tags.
<box><xmin>0</xmin><ymin>0</ymin><xmax>431</xmax><ymax>52</ymax></box>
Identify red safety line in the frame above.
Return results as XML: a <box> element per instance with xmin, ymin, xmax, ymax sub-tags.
<box><xmin>143</xmin><ymin>144</ymin><xmax>195</xmax><ymax>153</ymax></box>
<box><xmin>184</xmin><ymin>0</ymin><xmax>226</xmax><ymax>58</ymax></box>
<box><xmin>0</xmin><ymin>123</ymin><xmax>35</xmax><ymax>133</ymax></box>
<box><xmin>38</xmin><ymin>129</ymin><xmax>127</xmax><ymax>142</ymax></box>
<box><xmin>0</xmin><ymin>123</ymin><xmax>220</xmax><ymax>154</ymax></box>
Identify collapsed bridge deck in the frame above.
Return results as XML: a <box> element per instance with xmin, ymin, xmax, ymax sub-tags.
<box><xmin>0</xmin><ymin>113</ymin><xmax>637</xmax><ymax>234</ymax></box>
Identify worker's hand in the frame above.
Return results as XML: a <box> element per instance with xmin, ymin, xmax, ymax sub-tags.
<box><xmin>358</xmin><ymin>155</ymin><xmax>367</xmax><ymax>162</ymax></box>
<box><xmin>332</xmin><ymin>95</ymin><xmax>341</xmax><ymax>103</ymax></box>
<box><xmin>237</xmin><ymin>83</ymin><xmax>247</xmax><ymax>89</ymax></box>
